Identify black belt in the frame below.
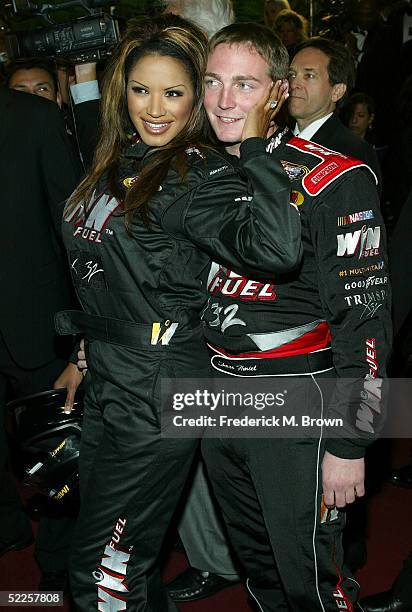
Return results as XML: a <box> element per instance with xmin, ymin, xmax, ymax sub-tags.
<box><xmin>209</xmin><ymin>346</ymin><xmax>333</xmax><ymax>376</ymax></box>
<box><xmin>55</xmin><ymin>310</ymin><xmax>199</xmax><ymax>350</ymax></box>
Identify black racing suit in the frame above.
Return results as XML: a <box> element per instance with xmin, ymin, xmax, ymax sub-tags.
<box><xmin>57</xmin><ymin>137</ymin><xmax>301</xmax><ymax>611</ymax></box>
<box><xmin>201</xmin><ymin>130</ymin><xmax>392</xmax><ymax>611</ymax></box>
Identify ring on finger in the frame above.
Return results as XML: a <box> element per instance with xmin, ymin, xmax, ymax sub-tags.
<box><xmin>269</xmin><ymin>100</ymin><xmax>278</xmax><ymax>109</ymax></box>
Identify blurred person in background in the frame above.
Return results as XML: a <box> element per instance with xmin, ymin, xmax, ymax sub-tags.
<box><xmin>343</xmin><ymin>92</ymin><xmax>375</xmax><ymax>141</ymax></box>
<box><xmin>273</xmin><ymin>8</ymin><xmax>308</xmax><ymax>57</ymax></box>
<box><xmin>163</xmin><ymin>0</ymin><xmax>234</xmax><ymax>38</ymax></box>
<box><xmin>263</xmin><ymin>0</ymin><xmax>291</xmax><ymax>30</ymax></box>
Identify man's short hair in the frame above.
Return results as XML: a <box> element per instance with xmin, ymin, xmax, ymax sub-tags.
<box><xmin>5</xmin><ymin>57</ymin><xmax>58</xmax><ymax>93</ymax></box>
<box><xmin>208</xmin><ymin>22</ymin><xmax>290</xmax><ymax>81</ymax></box>
<box><xmin>293</xmin><ymin>37</ymin><xmax>355</xmax><ymax>106</ymax></box>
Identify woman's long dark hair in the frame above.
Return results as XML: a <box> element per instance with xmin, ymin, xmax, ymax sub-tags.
<box><xmin>66</xmin><ymin>14</ymin><xmax>210</xmax><ymax>226</ymax></box>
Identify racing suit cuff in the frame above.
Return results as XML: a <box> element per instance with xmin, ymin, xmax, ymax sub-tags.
<box><xmin>239</xmin><ymin>137</ymin><xmax>266</xmax><ymax>161</ymax></box>
<box><xmin>70</xmin><ymin>80</ymin><xmax>100</xmax><ymax>104</ymax></box>
<box><xmin>325</xmin><ymin>439</ymin><xmax>367</xmax><ymax>459</ymax></box>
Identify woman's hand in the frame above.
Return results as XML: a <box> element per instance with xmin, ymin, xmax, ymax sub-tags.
<box><xmin>241</xmin><ymin>79</ymin><xmax>289</xmax><ymax>142</ymax></box>
<box><xmin>53</xmin><ymin>362</ymin><xmax>83</xmax><ymax>414</ymax></box>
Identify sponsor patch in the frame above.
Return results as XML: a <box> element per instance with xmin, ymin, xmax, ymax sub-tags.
<box><xmin>332</xmin><ymin>585</ymin><xmax>354</xmax><ymax>610</ymax></box>
<box><xmin>93</xmin><ymin>517</ymin><xmax>132</xmax><ymax>611</ymax></box>
<box><xmin>151</xmin><ymin>321</ymin><xmax>179</xmax><ymax>345</ymax></box>
<box><xmin>344</xmin><ymin>289</ymin><xmax>387</xmax><ymax>318</ymax></box>
<box><xmin>337</xmin><ymin>225</ymin><xmax>381</xmax><ymax>258</ymax></box>
<box><xmin>337</xmin><ymin>209</ymin><xmax>374</xmax><ymax>226</ymax></box>
<box><xmin>320</xmin><ymin>496</ymin><xmax>339</xmax><ymax>524</ymax></box>
<box><xmin>343</xmin><ymin>276</ymin><xmax>388</xmax><ymax>291</ymax></box>
<box><xmin>66</xmin><ymin>192</ymin><xmax>120</xmax><ymax>243</ymax></box>
<box><xmin>357</xmin><ymin>372</ymin><xmax>382</xmax><ymax>434</ymax></box>
<box><xmin>365</xmin><ymin>337</ymin><xmax>379</xmax><ymax>379</ymax></box>
<box><xmin>209</xmin><ymin>165</ymin><xmax>228</xmax><ymax>176</ymax></box>
<box><xmin>291</xmin><ymin>190</ymin><xmax>304</xmax><ymax>206</ymax></box>
<box><xmin>123</xmin><ymin>176</ymin><xmax>138</xmax><ymax>189</ymax></box>
<box><xmin>338</xmin><ymin>261</ymin><xmax>384</xmax><ymax>277</ymax></box>
<box><xmin>280</xmin><ymin>160</ymin><xmax>309</xmax><ymax>182</ymax></box>
<box><xmin>186</xmin><ymin>146</ymin><xmax>206</xmax><ymax>159</ymax></box>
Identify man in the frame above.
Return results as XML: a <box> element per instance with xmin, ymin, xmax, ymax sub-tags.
<box><xmin>288</xmin><ymin>37</ymin><xmax>382</xmax><ymax>187</ymax></box>
<box><xmin>0</xmin><ymin>86</ymin><xmax>82</xmax><ymax>588</ymax></box>
<box><xmin>7</xmin><ymin>58</ymin><xmax>62</xmax><ymax>103</ymax></box>
<box><xmin>199</xmin><ymin>23</ymin><xmax>391</xmax><ymax>611</ymax></box>
<box><xmin>6</xmin><ymin>58</ymin><xmax>99</xmax><ymax>169</ymax></box>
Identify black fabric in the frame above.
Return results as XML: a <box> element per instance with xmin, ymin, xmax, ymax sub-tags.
<box><xmin>311</xmin><ymin>114</ymin><xmax>382</xmax><ymax>193</ymax></box>
<box><xmin>0</xmin><ymin>87</ymin><xmax>80</xmax><ymax>369</ymax></box>
<box><xmin>389</xmin><ymin>188</ymin><xmax>412</xmax><ymax>337</ymax></box>
<box><xmin>394</xmin><ymin>551</ymin><xmax>412</xmax><ymax>602</ymax></box>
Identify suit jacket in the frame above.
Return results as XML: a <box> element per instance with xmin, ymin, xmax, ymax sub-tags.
<box><xmin>310</xmin><ymin>113</ymin><xmax>382</xmax><ymax>191</ymax></box>
<box><xmin>0</xmin><ymin>87</ymin><xmax>80</xmax><ymax>368</ymax></box>
<box><xmin>389</xmin><ymin>188</ymin><xmax>412</xmax><ymax>337</ymax></box>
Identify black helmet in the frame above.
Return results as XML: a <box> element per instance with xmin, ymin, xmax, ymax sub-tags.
<box><xmin>8</xmin><ymin>388</ymin><xmax>83</xmax><ymax>503</ymax></box>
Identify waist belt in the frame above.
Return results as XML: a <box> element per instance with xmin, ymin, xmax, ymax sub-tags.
<box><xmin>55</xmin><ymin>310</ymin><xmax>199</xmax><ymax>350</ymax></box>
<box><xmin>209</xmin><ymin>346</ymin><xmax>333</xmax><ymax>377</ymax></box>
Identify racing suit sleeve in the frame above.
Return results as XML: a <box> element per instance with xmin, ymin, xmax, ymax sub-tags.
<box><xmin>180</xmin><ymin>138</ymin><xmax>302</xmax><ymax>278</ymax></box>
<box><xmin>312</xmin><ymin>169</ymin><xmax>392</xmax><ymax>459</ymax></box>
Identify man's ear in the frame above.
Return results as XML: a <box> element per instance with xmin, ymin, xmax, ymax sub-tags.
<box><xmin>331</xmin><ymin>82</ymin><xmax>346</xmax><ymax>103</ymax></box>
<box><xmin>57</xmin><ymin>91</ymin><xmax>62</xmax><ymax>108</ymax></box>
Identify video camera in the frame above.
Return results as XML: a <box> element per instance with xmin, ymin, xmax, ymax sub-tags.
<box><xmin>2</xmin><ymin>0</ymin><xmax>120</xmax><ymax>62</ymax></box>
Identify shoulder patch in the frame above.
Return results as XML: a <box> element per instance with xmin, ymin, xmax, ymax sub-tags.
<box><xmin>286</xmin><ymin>136</ymin><xmax>377</xmax><ymax>196</ymax></box>
<box><xmin>185</xmin><ymin>146</ymin><xmax>206</xmax><ymax>159</ymax></box>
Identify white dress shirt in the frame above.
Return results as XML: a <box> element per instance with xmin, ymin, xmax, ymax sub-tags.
<box><xmin>293</xmin><ymin>113</ymin><xmax>333</xmax><ymax>141</ymax></box>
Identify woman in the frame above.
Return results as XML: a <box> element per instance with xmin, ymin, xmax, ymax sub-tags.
<box><xmin>344</xmin><ymin>92</ymin><xmax>375</xmax><ymax>142</ymax></box>
<box><xmin>58</xmin><ymin>14</ymin><xmax>300</xmax><ymax>610</ymax></box>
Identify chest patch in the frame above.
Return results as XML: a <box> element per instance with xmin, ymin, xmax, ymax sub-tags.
<box><xmin>280</xmin><ymin>160</ymin><xmax>309</xmax><ymax>182</ymax></box>
<box><xmin>64</xmin><ymin>193</ymin><xmax>121</xmax><ymax>243</ymax></box>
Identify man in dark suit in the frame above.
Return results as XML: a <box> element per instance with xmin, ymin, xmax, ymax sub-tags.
<box><xmin>0</xmin><ymin>86</ymin><xmax>82</xmax><ymax>586</ymax></box>
<box><xmin>288</xmin><ymin>37</ymin><xmax>382</xmax><ymax>574</ymax></box>
<box><xmin>288</xmin><ymin>37</ymin><xmax>382</xmax><ymax>189</ymax></box>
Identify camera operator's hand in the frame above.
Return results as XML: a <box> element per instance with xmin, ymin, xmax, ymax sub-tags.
<box><xmin>74</xmin><ymin>62</ymin><xmax>97</xmax><ymax>84</ymax></box>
